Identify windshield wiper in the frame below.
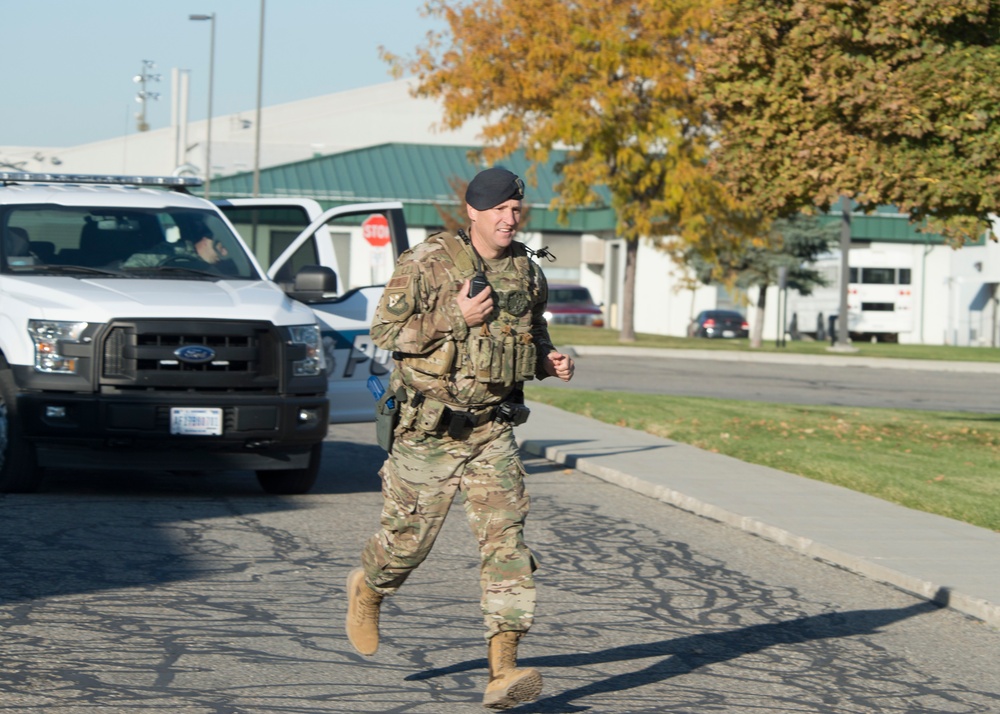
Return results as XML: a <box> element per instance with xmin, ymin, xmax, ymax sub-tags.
<box><xmin>12</xmin><ymin>264</ymin><xmax>126</xmax><ymax>277</ymax></box>
<box><xmin>122</xmin><ymin>264</ymin><xmax>221</xmax><ymax>278</ymax></box>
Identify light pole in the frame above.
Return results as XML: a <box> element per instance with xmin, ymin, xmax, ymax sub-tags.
<box><xmin>253</xmin><ymin>0</ymin><xmax>265</xmax><ymax>197</ymax></box>
<box><xmin>189</xmin><ymin>12</ymin><xmax>216</xmax><ymax>198</ymax></box>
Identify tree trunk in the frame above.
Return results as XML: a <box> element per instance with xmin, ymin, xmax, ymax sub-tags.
<box><xmin>750</xmin><ymin>282</ymin><xmax>769</xmax><ymax>349</ymax></box>
<box><xmin>620</xmin><ymin>238</ymin><xmax>639</xmax><ymax>342</ymax></box>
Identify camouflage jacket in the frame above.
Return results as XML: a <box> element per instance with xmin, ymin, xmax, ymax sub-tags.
<box><xmin>371</xmin><ymin>231</ymin><xmax>556</xmax><ymax>407</ymax></box>
<box><xmin>120</xmin><ymin>240</ymin><xmax>200</xmax><ymax>268</ymax></box>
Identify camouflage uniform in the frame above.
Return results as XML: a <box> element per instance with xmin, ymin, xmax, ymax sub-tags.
<box><xmin>360</xmin><ymin>230</ymin><xmax>555</xmax><ymax>640</ymax></box>
<box><xmin>120</xmin><ymin>240</ymin><xmax>202</xmax><ymax>268</ymax></box>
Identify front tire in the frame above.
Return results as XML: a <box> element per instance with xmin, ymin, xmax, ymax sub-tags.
<box><xmin>256</xmin><ymin>443</ymin><xmax>322</xmax><ymax>495</ymax></box>
<box><xmin>0</xmin><ymin>367</ymin><xmax>41</xmax><ymax>493</ymax></box>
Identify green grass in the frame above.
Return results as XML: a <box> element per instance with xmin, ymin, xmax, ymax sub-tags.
<box><xmin>548</xmin><ymin>325</ymin><xmax>1000</xmax><ymax>363</ymax></box>
<box><xmin>525</xmin><ymin>385</ymin><xmax>1000</xmax><ymax>532</ymax></box>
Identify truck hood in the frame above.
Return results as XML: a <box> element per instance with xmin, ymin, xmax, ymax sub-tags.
<box><xmin>0</xmin><ymin>276</ymin><xmax>317</xmax><ymax>326</ymax></box>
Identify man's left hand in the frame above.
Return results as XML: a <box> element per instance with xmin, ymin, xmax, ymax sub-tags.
<box><xmin>543</xmin><ymin>351</ymin><xmax>575</xmax><ymax>382</ymax></box>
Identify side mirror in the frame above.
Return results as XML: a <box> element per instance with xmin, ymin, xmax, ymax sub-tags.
<box><xmin>286</xmin><ymin>264</ymin><xmax>337</xmax><ymax>303</ymax></box>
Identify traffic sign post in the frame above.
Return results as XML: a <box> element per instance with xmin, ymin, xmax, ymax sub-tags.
<box><xmin>363</xmin><ymin>214</ymin><xmax>392</xmax><ymax>283</ymax></box>
<box><xmin>362</xmin><ymin>214</ymin><xmax>391</xmax><ymax>248</ymax></box>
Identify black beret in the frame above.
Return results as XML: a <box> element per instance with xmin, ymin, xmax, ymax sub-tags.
<box><xmin>465</xmin><ymin>167</ymin><xmax>525</xmax><ymax>210</ymax></box>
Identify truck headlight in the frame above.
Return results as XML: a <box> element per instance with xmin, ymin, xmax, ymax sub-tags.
<box><xmin>28</xmin><ymin>320</ymin><xmax>89</xmax><ymax>374</ymax></box>
<box><xmin>288</xmin><ymin>324</ymin><xmax>326</xmax><ymax>377</ymax></box>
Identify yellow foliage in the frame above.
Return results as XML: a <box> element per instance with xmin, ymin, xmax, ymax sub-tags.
<box><xmin>382</xmin><ymin>0</ymin><xmax>751</xmax><ymax>245</ymax></box>
<box><xmin>380</xmin><ymin>0</ymin><xmax>775</xmax><ymax>338</ymax></box>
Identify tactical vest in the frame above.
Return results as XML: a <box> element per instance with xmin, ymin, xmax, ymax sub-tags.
<box><xmin>398</xmin><ymin>231</ymin><xmax>548</xmax><ymax>405</ymax></box>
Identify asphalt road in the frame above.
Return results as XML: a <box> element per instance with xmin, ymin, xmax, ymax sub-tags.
<box><xmin>554</xmin><ymin>353</ymin><xmax>1000</xmax><ymax>413</ymax></box>
<box><xmin>2</xmin><ymin>422</ymin><xmax>999</xmax><ymax>713</ymax></box>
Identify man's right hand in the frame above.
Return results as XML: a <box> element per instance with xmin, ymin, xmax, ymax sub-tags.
<box><xmin>457</xmin><ymin>278</ymin><xmax>494</xmax><ymax>327</ymax></box>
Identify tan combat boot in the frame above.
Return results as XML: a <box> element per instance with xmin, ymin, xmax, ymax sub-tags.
<box><xmin>482</xmin><ymin>631</ymin><xmax>543</xmax><ymax>709</ymax></box>
<box><xmin>345</xmin><ymin>568</ymin><xmax>383</xmax><ymax>656</ymax></box>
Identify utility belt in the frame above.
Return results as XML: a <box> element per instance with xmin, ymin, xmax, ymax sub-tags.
<box><xmin>397</xmin><ymin>386</ymin><xmax>530</xmax><ymax>440</ymax></box>
<box><xmin>439</xmin><ymin>404</ymin><xmax>500</xmax><ymax>439</ymax></box>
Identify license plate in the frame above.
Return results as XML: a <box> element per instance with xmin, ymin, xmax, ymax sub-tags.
<box><xmin>170</xmin><ymin>408</ymin><xmax>223</xmax><ymax>436</ymax></box>
<box><xmin>723</xmin><ymin>330</ymin><xmax>735</xmax><ymax>338</ymax></box>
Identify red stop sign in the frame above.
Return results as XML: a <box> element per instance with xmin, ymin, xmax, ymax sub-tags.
<box><xmin>362</xmin><ymin>214</ymin><xmax>391</xmax><ymax>248</ymax></box>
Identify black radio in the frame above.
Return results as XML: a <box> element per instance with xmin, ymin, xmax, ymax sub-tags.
<box><xmin>469</xmin><ymin>270</ymin><xmax>490</xmax><ymax>298</ymax></box>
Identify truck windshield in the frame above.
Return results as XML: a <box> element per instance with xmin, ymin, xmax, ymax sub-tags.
<box><xmin>1</xmin><ymin>206</ymin><xmax>261</xmax><ymax>280</ymax></box>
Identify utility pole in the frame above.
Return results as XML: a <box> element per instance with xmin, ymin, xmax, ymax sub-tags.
<box><xmin>832</xmin><ymin>195</ymin><xmax>858</xmax><ymax>352</ymax></box>
<box><xmin>133</xmin><ymin>60</ymin><xmax>160</xmax><ymax>132</ymax></box>
<box><xmin>189</xmin><ymin>13</ymin><xmax>216</xmax><ymax>198</ymax></box>
<box><xmin>253</xmin><ymin>0</ymin><xmax>266</xmax><ymax>197</ymax></box>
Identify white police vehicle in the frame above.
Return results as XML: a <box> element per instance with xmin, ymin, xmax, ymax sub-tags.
<box><xmin>214</xmin><ymin>197</ymin><xmax>404</xmax><ymax>423</ymax></box>
<box><xmin>0</xmin><ymin>172</ymin><xmax>405</xmax><ymax>494</ymax></box>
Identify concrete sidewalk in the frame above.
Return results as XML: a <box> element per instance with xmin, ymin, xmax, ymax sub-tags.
<box><xmin>517</xmin><ymin>400</ymin><xmax>1000</xmax><ymax>629</ymax></box>
<box><xmin>567</xmin><ymin>344</ymin><xmax>1000</xmax><ymax>374</ymax></box>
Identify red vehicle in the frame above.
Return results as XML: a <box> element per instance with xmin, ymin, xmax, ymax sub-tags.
<box><xmin>544</xmin><ymin>284</ymin><xmax>604</xmax><ymax>327</ymax></box>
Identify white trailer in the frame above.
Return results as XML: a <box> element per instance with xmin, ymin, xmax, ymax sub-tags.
<box><xmin>787</xmin><ymin>248</ymin><xmax>915</xmax><ymax>342</ymax></box>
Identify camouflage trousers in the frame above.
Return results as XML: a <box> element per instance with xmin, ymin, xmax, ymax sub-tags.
<box><xmin>360</xmin><ymin>419</ymin><xmax>537</xmax><ymax>641</ymax></box>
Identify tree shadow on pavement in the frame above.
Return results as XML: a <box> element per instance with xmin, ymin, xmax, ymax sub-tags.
<box><xmin>407</xmin><ymin>601</ymin><xmax>940</xmax><ymax>712</ymax></box>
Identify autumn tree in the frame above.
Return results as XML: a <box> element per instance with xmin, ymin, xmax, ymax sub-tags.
<box><xmin>433</xmin><ymin>176</ymin><xmax>471</xmax><ymax>233</ymax></box>
<box><xmin>698</xmin><ymin>0</ymin><xmax>1000</xmax><ymax>243</ymax></box>
<box><xmin>383</xmin><ymin>0</ymin><xmax>731</xmax><ymax>342</ymax></box>
<box><xmin>684</xmin><ymin>215</ymin><xmax>836</xmax><ymax>347</ymax></box>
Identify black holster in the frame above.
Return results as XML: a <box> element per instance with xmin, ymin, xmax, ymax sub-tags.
<box><xmin>374</xmin><ymin>389</ymin><xmax>400</xmax><ymax>452</ymax></box>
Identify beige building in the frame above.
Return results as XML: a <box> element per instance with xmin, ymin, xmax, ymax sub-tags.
<box><xmin>0</xmin><ymin>79</ymin><xmax>486</xmax><ymax>179</ymax></box>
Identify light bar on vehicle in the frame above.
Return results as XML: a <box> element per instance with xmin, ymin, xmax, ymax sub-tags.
<box><xmin>0</xmin><ymin>171</ymin><xmax>204</xmax><ymax>188</ymax></box>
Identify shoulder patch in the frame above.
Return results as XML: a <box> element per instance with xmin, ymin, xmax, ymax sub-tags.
<box><xmin>384</xmin><ymin>291</ymin><xmax>414</xmax><ymax>320</ymax></box>
<box><xmin>379</xmin><ymin>270</ymin><xmax>418</xmax><ymax>322</ymax></box>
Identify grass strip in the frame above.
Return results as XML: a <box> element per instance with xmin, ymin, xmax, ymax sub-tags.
<box><xmin>548</xmin><ymin>325</ymin><xmax>1000</xmax><ymax>364</ymax></box>
<box><xmin>525</xmin><ymin>385</ymin><xmax>1000</xmax><ymax>533</ymax></box>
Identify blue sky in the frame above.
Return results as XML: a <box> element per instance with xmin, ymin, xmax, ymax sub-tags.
<box><xmin>0</xmin><ymin>1</ymin><xmax>443</xmax><ymax>148</ymax></box>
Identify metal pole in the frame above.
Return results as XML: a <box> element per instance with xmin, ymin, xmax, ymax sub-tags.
<box><xmin>781</xmin><ymin>286</ymin><xmax>788</xmax><ymax>347</ymax></box>
<box><xmin>206</xmin><ymin>13</ymin><xmax>215</xmax><ymax>199</ymax></box>
<box><xmin>179</xmin><ymin>70</ymin><xmax>190</xmax><ymax>170</ymax></box>
<box><xmin>253</xmin><ymin>0</ymin><xmax>265</xmax><ymax>198</ymax></box>
<box><xmin>189</xmin><ymin>13</ymin><xmax>216</xmax><ymax>198</ymax></box>
<box><xmin>776</xmin><ymin>265</ymin><xmax>788</xmax><ymax>348</ymax></box>
<box><xmin>836</xmin><ymin>195</ymin><xmax>852</xmax><ymax>349</ymax></box>
<box><xmin>774</xmin><ymin>285</ymin><xmax>781</xmax><ymax>348</ymax></box>
<box><xmin>171</xmin><ymin>67</ymin><xmax>180</xmax><ymax>167</ymax></box>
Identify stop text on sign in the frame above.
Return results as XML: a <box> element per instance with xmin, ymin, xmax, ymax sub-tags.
<box><xmin>362</xmin><ymin>214</ymin><xmax>391</xmax><ymax>247</ymax></box>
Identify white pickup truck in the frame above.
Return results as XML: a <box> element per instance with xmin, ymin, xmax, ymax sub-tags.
<box><xmin>0</xmin><ymin>172</ymin><xmax>404</xmax><ymax>494</ymax></box>
<box><xmin>214</xmin><ymin>197</ymin><xmax>403</xmax><ymax>423</ymax></box>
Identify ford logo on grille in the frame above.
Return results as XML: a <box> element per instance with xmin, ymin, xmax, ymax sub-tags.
<box><xmin>174</xmin><ymin>345</ymin><xmax>216</xmax><ymax>364</ymax></box>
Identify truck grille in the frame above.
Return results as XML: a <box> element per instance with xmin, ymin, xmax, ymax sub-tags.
<box><xmin>100</xmin><ymin>320</ymin><xmax>280</xmax><ymax>392</ymax></box>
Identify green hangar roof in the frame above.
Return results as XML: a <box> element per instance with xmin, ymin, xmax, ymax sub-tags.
<box><xmin>209</xmin><ymin>141</ymin><xmax>953</xmax><ymax>244</ymax></box>
<box><xmin>208</xmin><ymin>142</ymin><xmax>617</xmax><ymax>233</ymax></box>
